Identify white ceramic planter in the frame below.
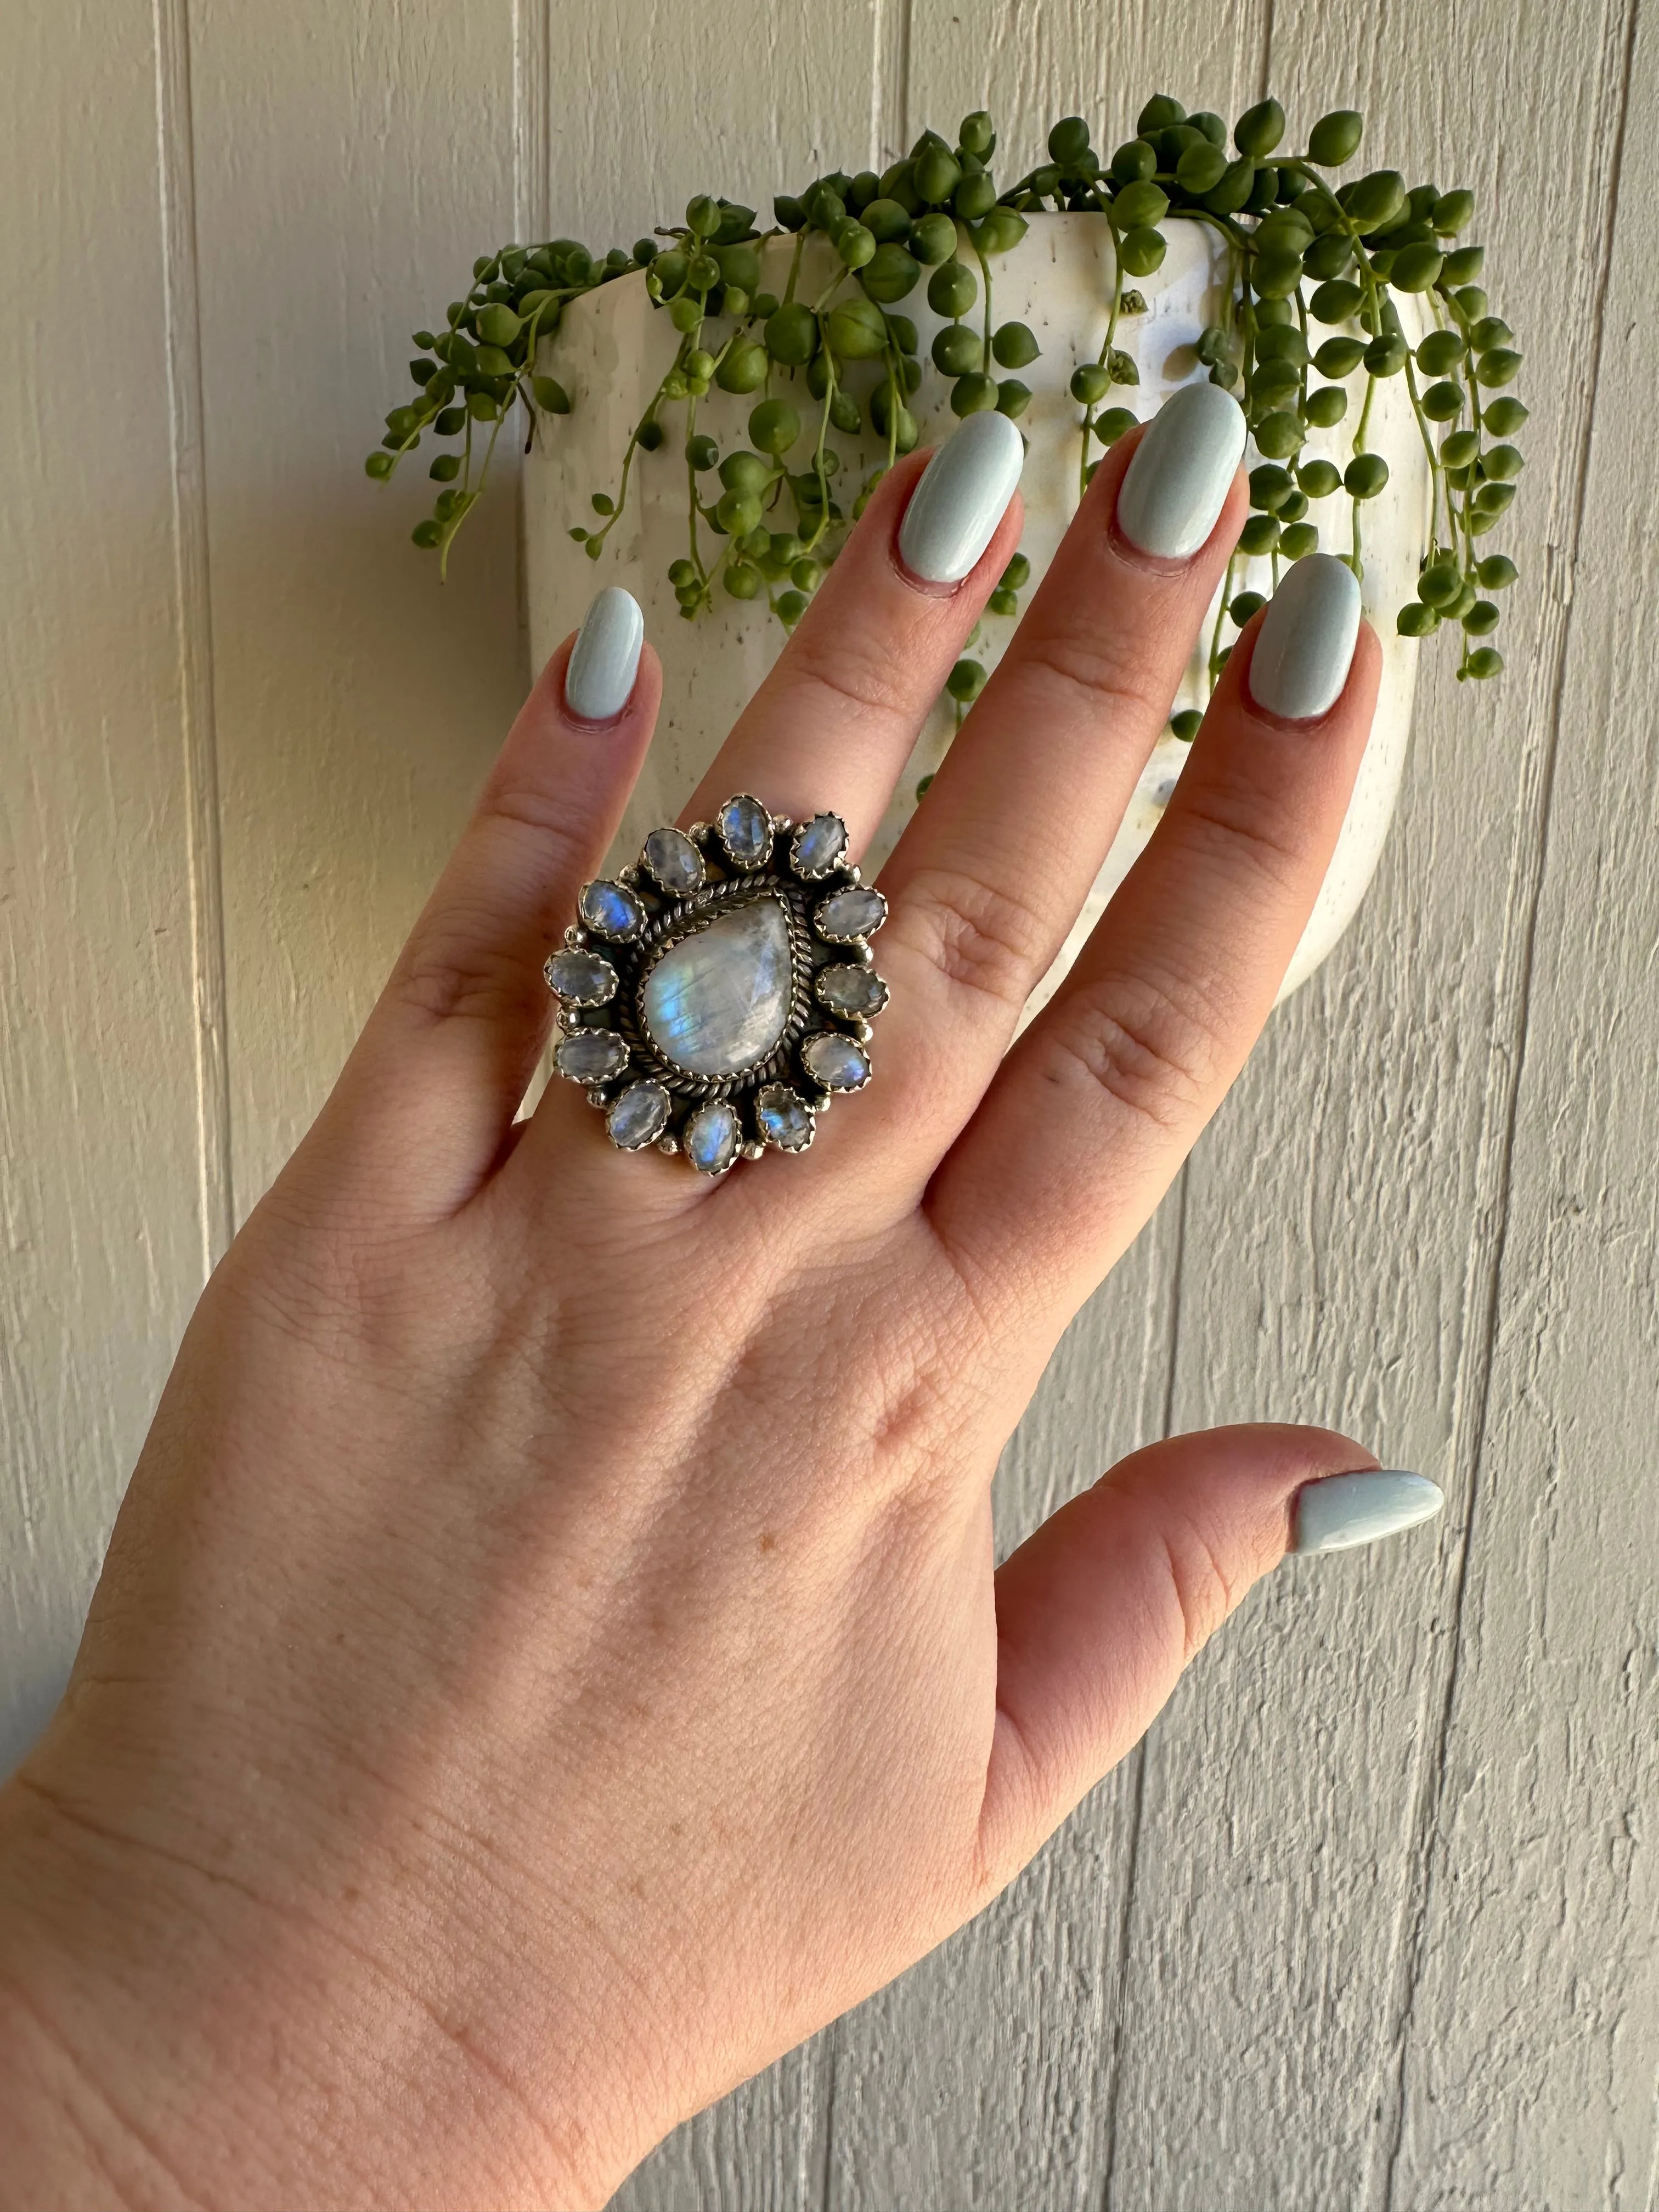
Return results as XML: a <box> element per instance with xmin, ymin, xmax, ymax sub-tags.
<box><xmin>526</xmin><ymin>219</ymin><xmax>1429</xmax><ymax>1009</ymax></box>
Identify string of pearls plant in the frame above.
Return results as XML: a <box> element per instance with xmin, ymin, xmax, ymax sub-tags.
<box><xmin>368</xmin><ymin>94</ymin><xmax>1525</xmax><ymax>732</ymax></box>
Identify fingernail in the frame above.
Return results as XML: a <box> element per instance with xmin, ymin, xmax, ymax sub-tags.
<box><xmin>565</xmin><ymin>586</ymin><xmax>645</xmax><ymax>721</ymax></box>
<box><xmin>1116</xmin><ymin>381</ymin><xmax>1246</xmax><ymax>559</ymax></box>
<box><xmin>1291</xmin><ymin>1469</ymin><xmax>1444</xmax><ymax>1556</ymax></box>
<box><xmin>1248</xmin><ymin>554</ymin><xmax>1362</xmax><ymax>721</ymax></box>
<box><xmin>896</xmin><ymin>410</ymin><xmax>1025</xmax><ymax>584</ymax></box>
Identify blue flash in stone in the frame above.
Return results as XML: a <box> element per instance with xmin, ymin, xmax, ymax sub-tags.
<box><xmin>642</xmin><ymin>826</ymin><xmax>704</xmax><ymax>895</ymax></box>
<box><xmin>803</xmin><ymin>1032</ymin><xmax>871</xmax><ymax>1091</ymax></box>
<box><xmin>578</xmin><ymin>879</ymin><xmax>644</xmax><ymax>939</ymax></box>
<box><xmin>684</xmin><ymin>1098</ymin><xmax>740</xmax><ymax>1176</ymax></box>
<box><xmin>791</xmin><ymin>812</ymin><xmax>847</xmax><ymax>878</ymax></box>
<box><xmin>545</xmin><ymin>948</ymin><xmax>618</xmax><ymax>1005</ymax></box>
<box><xmin>756</xmin><ymin>1085</ymin><xmax>814</xmax><ymax>1152</ymax></box>
<box><xmin>641</xmin><ymin>899</ymin><xmax>794</xmax><ymax>1077</ymax></box>
<box><xmin>717</xmin><ymin>794</ymin><xmax>772</xmax><ymax>869</ymax></box>
<box><xmin>607</xmin><ymin>1081</ymin><xmax>670</xmax><ymax>1149</ymax></box>
<box><xmin>815</xmin><ymin>885</ymin><xmax>887</xmax><ymax>942</ymax></box>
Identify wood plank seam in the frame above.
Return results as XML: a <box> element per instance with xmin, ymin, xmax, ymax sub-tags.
<box><xmin>872</xmin><ymin>0</ymin><xmax>911</xmax><ymax>172</ymax></box>
<box><xmin>151</xmin><ymin>0</ymin><xmax>233</xmax><ymax>1267</ymax></box>
<box><xmin>1374</xmin><ymin>1</ymin><xmax>1644</xmax><ymax>2197</ymax></box>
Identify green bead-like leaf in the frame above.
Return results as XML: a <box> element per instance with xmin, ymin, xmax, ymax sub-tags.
<box><xmin>950</xmin><ymin>373</ymin><xmax>998</xmax><ymax>417</ymax></box>
<box><xmin>932</xmin><ymin>323</ymin><xmax>982</xmax><ymax>376</ymax></box>
<box><xmin>1119</xmin><ymin>225</ymin><xmax>1166</xmax><ymax>277</ymax></box>
<box><xmin>927</xmin><ymin>259</ymin><xmax>978</xmax><ymax>319</ymax></box>
<box><xmin>1390</xmin><ymin>242</ymin><xmax>1444</xmax><ymax>291</ymax></box>
<box><xmin>991</xmin><ymin>320</ymin><xmax>1040</xmax><ymax>368</ymax></box>
<box><xmin>748</xmin><ymin>399</ymin><xmax>801</xmax><ymax>455</ymax></box>
<box><xmin>1176</xmin><ymin>142</ymin><xmax>1228</xmax><ymax>194</ymax></box>
<box><xmin>1307</xmin><ymin>109</ymin><xmax>1363</xmax><ymax>166</ymax></box>
<box><xmin>860</xmin><ymin>242</ymin><xmax>921</xmax><ymax>301</ymax></box>
<box><xmin>1234</xmin><ymin>98</ymin><xmax>1285</xmax><ymax>157</ymax></box>
<box><xmin>764</xmin><ymin>303</ymin><xmax>819</xmax><ymax>365</ymax></box>
<box><xmin>1433</xmin><ymin>189</ymin><xmax>1475</xmax><ymax>235</ymax></box>
<box><xmin>1310</xmin><ymin>279</ymin><xmax>1363</xmax><ymax>325</ymax></box>
<box><xmin>1483</xmin><ymin>397</ymin><xmax>1528</xmax><ymax>435</ymax></box>
<box><xmin>826</xmin><ymin>295</ymin><xmax>888</xmax><ymax>359</ymax></box>
<box><xmin>1112</xmin><ymin>179</ymin><xmax>1169</xmax><ymax>229</ymax></box>
<box><xmin>1253</xmin><ymin>410</ymin><xmax>1305</xmax><ymax>459</ymax></box>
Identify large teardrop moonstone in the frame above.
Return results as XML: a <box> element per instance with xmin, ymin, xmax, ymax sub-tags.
<box><xmin>641</xmin><ymin>898</ymin><xmax>794</xmax><ymax>1076</ymax></box>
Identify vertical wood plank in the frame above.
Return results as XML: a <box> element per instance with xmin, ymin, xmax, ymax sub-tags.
<box><xmin>1383</xmin><ymin>4</ymin><xmax>1659</xmax><ymax>2198</ymax></box>
<box><xmin>187</xmin><ymin>0</ymin><xmax>527</xmax><ymax>1220</ymax></box>
<box><xmin>0</xmin><ymin>3</ymin><xmax>210</xmax><ymax>1769</ymax></box>
<box><xmin>544</xmin><ymin>0</ymin><xmax>881</xmax><ymax>264</ymax></box>
<box><xmin>1104</xmin><ymin>0</ymin><xmax>1635</xmax><ymax>2202</ymax></box>
<box><xmin>818</xmin><ymin>13</ymin><xmax>1268</xmax><ymax>2207</ymax></box>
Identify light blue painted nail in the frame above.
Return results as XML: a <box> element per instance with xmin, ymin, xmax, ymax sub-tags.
<box><xmin>897</xmin><ymin>410</ymin><xmax>1026</xmax><ymax>584</ymax></box>
<box><xmin>565</xmin><ymin>586</ymin><xmax>644</xmax><ymax>721</ymax></box>
<box><xmin>1248</xmin><ymin>553</ymin><xmax>1362</xmax><ymax>720</ymax></box>
<box><xmin>1291</xmin><ymin>1469</ymin><xmax>1444</xmax><ymax>1556</ymax></box>
<box><xmin>1116</xmin><ymin>381</ymin><xmax>1246</xmax><ymax>559</ymax></box>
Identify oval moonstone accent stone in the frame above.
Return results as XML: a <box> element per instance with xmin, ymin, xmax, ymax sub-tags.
<box><xmin>814</xmin><ymin>885</ymin><xmax>888</xmax><ymax>942</ymax></box>
<box><xmin>606</xmin><ymin>1080</ymin><xmax>670</xmax><ymax>1150</ymax></box>
<box><xmin>684</xmin><ymin>1098</ymin><xmax>740</xmax><ymax>1176</ymax></box>
<box><xmin>554</xmin><ymin>1029</ymin><xmax>630</xmax><ymax>1084</ymax></box>
<box><xmin>791</xmin><ymin>812</ymin><xmax>847</xmax><ymax>878</ymax></box>
<box><xmin>717</xmin><ymin>793</ymin><xmax>772</xmax><ymax>868</ymax></box>
<box><xmin>803</xmin><ymin>1032</ymin><xmax>871</xmax><ymax>1091</ymax></box>
<box><xmin>755</xmin><ymin>1084</ymin><xmax>815</xmax><ymax>1152</ymax></box>
<box><xmin>816</xmin><ymin>963</ymin><xmax>888</xmax><ymax>1018</ymax></box>
<box><xmin>642</xmin><ymin>898</ymin><xmax>794</xmax><ymax>1076</ymax></box>
<box><xmin>642</xmin><ymin>825</ymin><xmax>704</xmax><ymax>895</ymax></box>
<box><xmin>545</xmin><ymin>947</ymin><xmax>618</xmax><ymax>1004</ymax></box>
<box><xmin>578</xmin><ymin>878</ymin><xmax>644</xmax><ymax>939</ymax></box>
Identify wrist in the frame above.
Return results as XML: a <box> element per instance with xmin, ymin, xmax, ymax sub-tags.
<box><xmin>0</xmin><ymin>1763</ymin><xmax>631</xmax><ymax>2210</ymax></box>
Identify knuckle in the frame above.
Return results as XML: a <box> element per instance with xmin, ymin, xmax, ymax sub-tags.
<box><xmin>394</xmin><ymin>915</ymin><xmax>547</xmax><ymax>1031</ymax></box>
<box><xmin>1159</xmin><ymin>1513</ymin><xmax>1242</xmax><ymax>1663</ymax></box>
<box><xmin>1013</xmin><ymin>621</ymin><xmax>1168</xmax><ymax>735</ymax></box>
<box><xmin>1043</xmin><ymin>967</ymin><xmax>1228</xmax><ymax>1137</ymax></box>
<box><xmin>775</xmin><ymin>620</ymin><xmax>917</xmax><ymax>737</ymax></box>
<box><xmin>1175</xmin><ymin>770</ymin><xmax>1314</xmax><ymax>898</ymax></box>
<box><xmin>898</xmin><ymin>862</ymin><xmax>1053</xmax><ymax>1017</ymax></box>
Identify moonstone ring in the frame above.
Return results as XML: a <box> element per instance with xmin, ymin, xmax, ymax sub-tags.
<box><xmin>544</xmin><ymin>796</ymin><xmax>889</xmax><ymax>1174</ymax></box>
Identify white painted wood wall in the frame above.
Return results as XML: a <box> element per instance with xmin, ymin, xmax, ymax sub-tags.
<box><xmin>3</xmin><ymin>0</ymin><xmax>1652</xmax><ymax>2198</ymax></box>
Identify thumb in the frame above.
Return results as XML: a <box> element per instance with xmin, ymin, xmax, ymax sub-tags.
<box><xmin>979</xmin><ymin>1424</ymin><xmax>1443</xmax><ymax>1876</ymax></box>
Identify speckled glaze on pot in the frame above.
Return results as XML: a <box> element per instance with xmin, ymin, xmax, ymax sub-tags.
<box><xmin>526</xmin><ymin>219</ymin><xmax>1431</xmax><ymax>1014</ymax></box>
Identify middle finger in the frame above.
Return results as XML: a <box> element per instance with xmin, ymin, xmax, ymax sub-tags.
<box><xmin>867</xmin><ymin>381</ymin><xmax>1247</xmax><ymax>1172</ymax></box>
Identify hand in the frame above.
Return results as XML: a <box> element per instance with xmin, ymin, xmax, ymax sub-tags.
<box><xmin>0</xmin><ymin>394</ymin><xmax>1437</xmax><ymax>2210</ymax></box>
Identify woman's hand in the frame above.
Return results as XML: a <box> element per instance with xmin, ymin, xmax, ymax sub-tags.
<box><xmin>0</xmin><ymin>393</ymin><xmax>1436</xmax><ymax>2210</ymax></box>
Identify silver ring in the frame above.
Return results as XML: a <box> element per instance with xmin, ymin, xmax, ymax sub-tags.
<box><xmin>544</xmin><ymin>795</ymin><xmax>889</xmax><ymax>1175</ymax></box>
